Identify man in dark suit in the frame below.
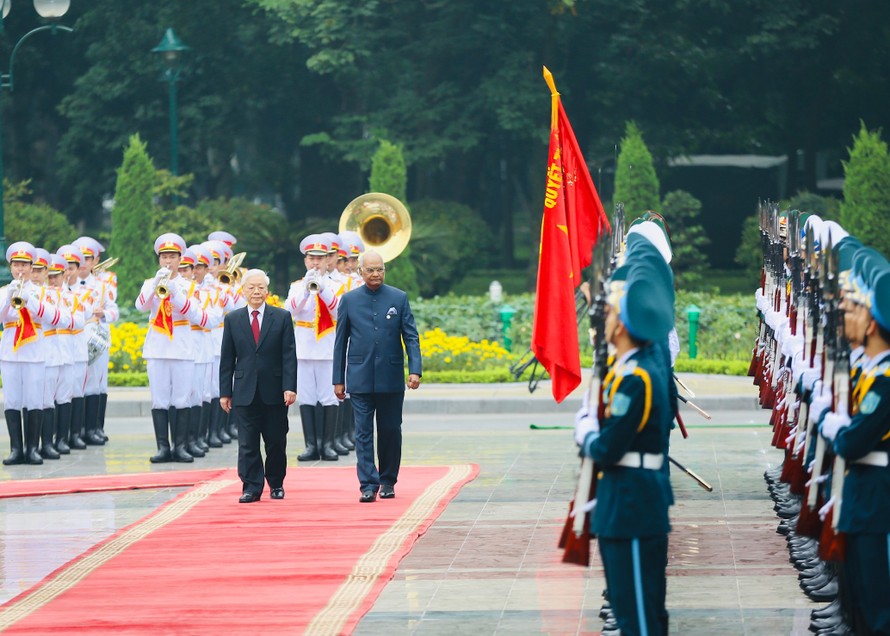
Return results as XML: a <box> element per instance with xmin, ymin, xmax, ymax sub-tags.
<box><xmin>220</xmin><ymin>269</ymin><xmax>297</xmax><ymax>503</ymax></box>
<box><xmin>333</xmin><ymin>250</ymin><xmax>422</xmax><ymax>503</ymax></box>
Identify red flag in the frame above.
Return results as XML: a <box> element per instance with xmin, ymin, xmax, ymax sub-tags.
<box><xmin>532</xmin><ymin>67</ymin><xmax>610</xmax><ymax>403</ymax></box>
<box><xmin>315</xmin><ymin>300</ymin><xmax>335</xmax><ymax>340</ymax></box>
<box><xmin>151</xmin><ymin>297</ymin><xmax>175</xmax><ymax>340</ymax></box>
<box><xmin>12</xmin><ymin>308</ymin><xmax>39</xmax><ymax>352</ymax></box>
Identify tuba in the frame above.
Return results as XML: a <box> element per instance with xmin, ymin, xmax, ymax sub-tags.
<box><xmin>93</xmin><ymin>256</ymin><xmax>120</xmax><ymax>274</ymax></box>
<box><xmin>339</xmin><ymin>193</ymin><xmax>411</xmax><ymax>263</ymax></box>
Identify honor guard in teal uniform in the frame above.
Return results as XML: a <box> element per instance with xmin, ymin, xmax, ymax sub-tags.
<box><xmin>574</xmin><ymin>243</ymin><xmax>675</xmax><ymax>636</ymax></box>
<box><xmin>821</xmin><ymin>249</ymin><xmax>890</xmax><ymax>634</ymax></box>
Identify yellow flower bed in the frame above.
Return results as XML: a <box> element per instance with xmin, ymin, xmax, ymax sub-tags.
<box><xmin>109</xmin><ymin>322</ymin><xmax>148</xmax><ymax>372</ymax></box>
<box><xmin>419</xmin><ymin>327</ymin><xmax>512</xmax><ymax>372</ymax></box>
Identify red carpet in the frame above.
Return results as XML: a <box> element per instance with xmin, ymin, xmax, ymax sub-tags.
<box><xmin>0</xmin><ymin>464</ymin><xmax>478</xmax><ymax>635</ymax></box>
<box><xmin>0</xmin><ymin>468</ymin><xmax>228</xmax><ymax>499</ymax></box>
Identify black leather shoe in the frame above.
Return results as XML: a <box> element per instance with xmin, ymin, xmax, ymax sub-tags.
<box><xmin>239</xmin><ymin>492</ymin><xmax>261</xmax><ymax>503</ymax></box>
<box><xmin>270</xmin><ymin>488</ymin><xmax>284</xmax><ymax>500</ymax></box>
<box><xmin>380</xmin><ymin>485</ymin><xmax>395</xmax><ymax>499</ymax></box>
<box><xmin>360</xmin><ymin>490</ymin><xmax>376</xmax><ymax>503</ymax></box>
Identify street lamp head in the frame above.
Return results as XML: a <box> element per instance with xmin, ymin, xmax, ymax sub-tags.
<box><xmin>33</xmin><ymin>0</ymin><xmax>71</xmax><ymax>19</ymax></box>
<box><xmin>152</xmin><ymin>28</ymin><xmax>189</xmax><ymax>68</ymax></box>
<box><xmin>1</xmin><ymin>0</ymin><xmax>10</xmax><ymax>20</ymax></box>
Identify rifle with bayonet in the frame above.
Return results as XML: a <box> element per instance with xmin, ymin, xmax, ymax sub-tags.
<box><xmin>558</xmin><ymin>205</ymin><xmax>617</xmax><ymax>566</ymax></box>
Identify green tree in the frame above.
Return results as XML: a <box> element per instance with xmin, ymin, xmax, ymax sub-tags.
<box><xmin>660</xmin><ymin>190</ymin><xmax>710</xmax><ymax>288</ymax></box>
<box><xmin>109</xmin><ymin>135</ymin><xmax>157</xmax><ymax>304</ymax></box>
<box><xmin>368</xmin><ymin>140</ymin><xmax>419</xmax><ymax>296</ymax></box>
<box><xmin>734</xmin><ymin>214</ymin><xmax>763</xmax><ymax>281</ymax></box>
<box><xmin>613</xmin><ymin>122</ymin><xmax>660</xmax><ymax>220</ymax></box>
<box><xmin>840</xmin><ymin>123</ymin><xmax>890</xmax><ymax>255</ymax></box>
<box><xmin>3</xmin><ymin>180</ymin><xmax>76</xmax><ymax>251</ymax></box>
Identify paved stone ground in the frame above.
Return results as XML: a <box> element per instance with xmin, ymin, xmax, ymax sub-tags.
<box><xmin>0</xmin><ymin>377</ymin><xmax>822</xmax><ymax>635</ymax></box>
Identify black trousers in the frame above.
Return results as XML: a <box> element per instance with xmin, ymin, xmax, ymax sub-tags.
<box><xmin>235</xmin><ymin>390</ymin><xmax>288</xmax><ymax>495</ymax></box>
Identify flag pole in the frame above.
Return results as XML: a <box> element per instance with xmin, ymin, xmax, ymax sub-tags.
<box><xmin>542</xmin><ymin>66</ymin><xmax>559</xmax><ymax>130</ymax></box>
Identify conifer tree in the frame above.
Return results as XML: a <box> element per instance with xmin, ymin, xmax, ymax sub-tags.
<box><xmin>108</xmin><ymin>135</ymin><xmax>157</xmax><ymax>303</ymax></box>
<box><xmin>614</xmin><ymin>122</ymin><xmax>660</xmax><ymax>220</ymax></box>
<box><xmin>840</xmin><ymin>122</ymin><xmax>890</xmax><ymax>255</ymax></box>
<box><xmin>368</xmin><ymin>140</ymin><xmax>419</xmax><ymax>296</ymax></box>
<box><xmin>660</xmin><ymin>190</ymin><xmax>710</xmax><ymax>287</ymax></box>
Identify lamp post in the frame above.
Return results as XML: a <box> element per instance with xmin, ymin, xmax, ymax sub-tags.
<box><xmin>151</xmin><ymin>28</ymin><xmax>188</xmax><ymax>183</ymax></box>
<box><xmin>686</xmin><ymin>304</ymin><xmax>702</xmax><ymax>359</ymax></box>
<box><xmin>0</xmin><ymin>0</ymin><xmax>73</xmax><ymax>284</ymax></box>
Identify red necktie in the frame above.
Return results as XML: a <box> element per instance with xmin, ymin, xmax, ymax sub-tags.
<box><xmin>251</xmin><ymin>309</ymin><xmax>260</xmax><ymax>344</ymax></box>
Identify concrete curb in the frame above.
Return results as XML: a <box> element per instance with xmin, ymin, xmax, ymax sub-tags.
<box><xmin>0</xmin><ymin>394</ymin><xmax>760</xmax><ymax>417</ymax></box>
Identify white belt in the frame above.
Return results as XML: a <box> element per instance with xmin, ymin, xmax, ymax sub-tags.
<box><xmin>616</xmin><ymin>452</ymin><xmax>664</xmax><ymax>470</ymax></box>
<box><xmin>853</xmin><ymin>451</ymin><xmax>889</xmax><ymax>467</ymax></box>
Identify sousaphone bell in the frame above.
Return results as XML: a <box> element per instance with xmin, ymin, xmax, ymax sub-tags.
<box><xmin>339</xmin><ymin>192</ymin><xmax>411</xmax><ymax>263</ymax></box>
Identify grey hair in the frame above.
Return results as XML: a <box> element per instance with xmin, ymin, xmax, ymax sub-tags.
<box><xmin>358</xmin><ymin>251</ymin><xmax>384</xmax><ymax>269</ymax></box>
<box><xmin>241</xmin><ymin>268</ymin><xmax>270</xmax><ymax>287</ymax></box>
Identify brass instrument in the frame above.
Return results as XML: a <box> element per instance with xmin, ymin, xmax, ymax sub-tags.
<box><xmin>217</xmin><ymin>252</ymin><xmax>246</xmax><ymax>285</ymax></box>
<box><xmin>92</xmin><ymin>256</ymin><xmax>120</xmax><ymax>274</ymax></box>
<box><xmin>156</xmin><ymin>272</ymin><xmax>172</xmax><ymax>299</ymax></box>
<box><xmin>339</xmin><ymin>192</ymin><xmax>411</xmax><ymax>263</ymax></box>
<box><xmin>9</xmin><ymin>273</ymin><xmax>25</xmax><ymax>310</ymax></box>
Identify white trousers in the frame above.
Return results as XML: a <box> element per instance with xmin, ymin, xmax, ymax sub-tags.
<box><xmin>191</xmin><ymin>362</ymin><xmax>210</xmax><ymax>407</ymax></box>
<box><xmin>297</xmin><ymin>359</ymin><xmax>337</xmax><ymax>406</ymax></box>
<box><xmin>43</xmin><ymin>365</ymin><xmax>61</xmax><ymax>408</ymax></box>
<box><xmin>1</xmin><ymin>360</ymin><xmax>46</xmax><ymax>410</ymax></box>
<box><xmin>71</xmin><ymin>362</ymin><xmax>87</xmax><ymax>399</ymax></box>
<box><xmin>55</xmin><ymin>363</ymin><xmax>75</xmax><ymax>405</ymax></box>
<box><xmin>84</xmin><ymin>349</ymin><xmax>109</xmax><ymax>396</ymax></box>
<box><xmin>147</xmin><ymin>358</ymin><xmax>192</xmax><ymax>410</ymax></box>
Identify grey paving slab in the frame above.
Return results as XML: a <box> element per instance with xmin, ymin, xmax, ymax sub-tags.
<box><xmin>0</xmin><ymin>378</ymin><xmax>823</xmax><ymax>635</ymax></box>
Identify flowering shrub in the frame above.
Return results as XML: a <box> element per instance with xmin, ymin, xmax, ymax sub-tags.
<box><xmin>109</xmin><ymin>322</ymin><xmax>147</xmax><ymax>372</ymax></box>
<box><xmin>419</xmin><ymin>328</ymin><xmax>512</xmax><ymax>372</ymax></box>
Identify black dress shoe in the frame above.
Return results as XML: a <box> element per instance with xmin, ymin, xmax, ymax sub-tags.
<box><xmin>360</xmin><ymin>490</ymin><xmax>376</xmax><ymax>503</ymax></box>
<box><xmin>380</xmin><ymin>485</ymin><xmax>395</xmax><ymax>499</ymax></box>
<box><xmin>270</xmin><ymin>488</ymin><xmax>285</xmax><ymax>500</ymax></box>
<box><xmin>239</xmin><ymin>492</ymin><xmax>261</xmax><ymax>503</ymax></box>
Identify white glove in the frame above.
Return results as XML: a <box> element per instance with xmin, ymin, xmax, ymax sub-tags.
<box><xmin>203</xmin><ymin>273</ymin><xmax>215</xmax><ymax>286</ymax></box>
<box><xmin>754</xmin><ymin>288</ymin><xmax>767</xmax><ymax>314</ymax></box>
<box><xmin>574</xmin><ymin>397</ymin><xmax>600</xmax><ymax>445</ymax></box>
<box><xmin>155</xmin><ymin>267</ymin><xmax>171</xmax><ymax>281</ymax></box>
<box><xmin>808</xmin><ymin>381</ymin><xmax>832</xmax><ymax>425</ymax></box>
<box><xmin>821</xmin><ymin>411</ymin><xmax>851</xmax><ymax>441</ymax></box>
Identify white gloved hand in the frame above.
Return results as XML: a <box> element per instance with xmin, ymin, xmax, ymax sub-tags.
<box><xmin>574</xmin><ymin>413</ymin><xmax>599</xmax><ymax>446</ymax></box>
<box><xmin>203</xmin><ymin>273</ymin><xmax>215</xmax><ymax>286</ymax></box>
<box><xmin>754</xmin><ymin>288</ymin><xmax>767</xmax><ymax>314</ymax></box>
<box><xmin>821</xmin><ymin>411</ymin><xmax>851</xmax><ymax>441</ymax></box>
<box><xmin>155</xmin><ymin>267</ymin><xmax>171</xmax><ymax>281</ymax></box>
<box><xmin>808</xmin><ymin>381</ymin><xmax>832</xmax><ymax>425</ymax></box>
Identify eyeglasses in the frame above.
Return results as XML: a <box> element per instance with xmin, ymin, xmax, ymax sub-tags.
<box><xmin>363</xmin><ymin>267</ymin><xmax>385</xmax><ymax>274</ymax></box>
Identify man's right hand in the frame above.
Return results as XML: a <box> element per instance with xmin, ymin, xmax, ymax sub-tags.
<box><xmin>334</xmin><ymin>384</ymin><xmax>346</xmax><ymax>400</ymax></box>
<box><xmin>155</xmin><ymin>267</ymin><xmax>171</xmax><ymax>281</ymax></box>
<box><xmin>220</xmin><ymin>397</ymin><xmax>232</xmax><ymax>413</ymax></box>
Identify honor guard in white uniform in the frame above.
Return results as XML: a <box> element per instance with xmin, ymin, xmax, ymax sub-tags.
<box><xmin>32</xmin><ymin>249</ymin><xmax>72</xmax><ymax>460</ymax></box>
<box><xmin>175</xmin><ymin>248</ymin><xmax>207</xmax><ymax>458</ymax></box>
<box><xmin>340</xmin><ymin>230</ymin><xmax>365</xmax><ymax>288</ymax></box>
<box><xmin>58</xmin><ymin>244</ymin><xmax>92</xmax><ymax>450</ymax></box>
<box><xmin>136</xmin><ymin>233</ymin><xmax>209</xmax><ymax>463</ymax></box>
<box><xmin>47</xmin><ymin>253</ymin><xmax>82</xmax><ymax>455</ymax></box>
<box><xmin>319</xmin><ymin>231</ymin><xmax>350</xmax><ymax>456</ymax></box>
<box><xmin>73</xmin><ymin>236</ymin><xmax>119</xmax><ymax>445</ymax></box>
<box><xmin>287</xmin><ymin>233</ymin><xmax>341</xmax><ymax>461</ymax></box>
<box><xmin>190</xmin><ymin>244</ymin><xmax>222</xmax><ymax>449</ymax></box>
<box><xmin>1</xmin><ymin>242</ymin><xmax>63</xmax><ymax>465</ymax></box>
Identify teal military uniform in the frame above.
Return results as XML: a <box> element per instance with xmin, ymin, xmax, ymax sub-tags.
<box><xmin>577</xmin><ymin>237</ymin><xmax>675</xmax><ymax>636</ymax></box>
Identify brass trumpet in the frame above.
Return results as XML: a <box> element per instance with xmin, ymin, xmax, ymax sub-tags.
<box><xmin>93</xmin><ymin>256</ymin><xmax>120</xmax><ymax>274</ymax></box>
<box><xmin>156</xmin><ymin>272</ymin><xmax>172</xmax><ymax>299</ymax></box>
<box><xmin>9</xmin><ymin>274</ymin><xmax>25</xmax><ymax>310</ymax></box>
<box><xmin>217</xmin><ymin>252</ymin><xmax>246</xmax><ymax>285</ymax></box>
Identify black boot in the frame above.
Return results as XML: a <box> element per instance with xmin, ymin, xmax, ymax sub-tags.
<box><xmin>206</xmin><ymin>401</ymin><xmax>222</xmax><ymax>447</ymax></box>
<box><xmin>83</xmin><ymin>395</ymin><xmax>105</xmax><ymax>445</ymax></box>
<box><xmin>149</xmin><ymin>408</ymin><xmax>173</xmax><ymax>463</ymax></box>
<box><xmin>24</xmin><ymin>408</ymin><xmax>44</xmax><ymax>465</ymax></box>
<box><xmin>171</xmin><ymin>408</ymin><xmax>194</xmax><ymax>463</ymax></box>
<box><xmin>40</xmin><ymin>408</ymin><xmax>60</xmax><ymax>459</ymax></box>
<box><xmin>321</xmin><ymin>405</ymin><xmax>339</xmax><ymax>461</ymax></box>
<box><xmin>54</xmin><ymin>402</ymin><xmax>72</xmax><ymax>454</ymax></box>
<box><xmin>3</xmin><ymin>409</ymin><xmax>25</xmax><ymax>465</ymax></box>
<box><xmin>214</xmin><ymin>398</ymin><xmax>232</xmax><ymax>444</ymax></box>
<box><xmin>97</xmin><ymin>393</ymin><xmax>109</xmax><ymax>442</ymax></box>
<box><xmin>297</xmin><ymin>404</ymin><xmax>320</xmax><ymax>461</ymax></box>
<box><xmin>69</xmin><ymin>397</ymin><xmax>87</xmax><ymax>450</ymax></box>
<box><xmin>185</xmin><ymin>406</ymin><xmax>205</xmax><ymax>457</ymax></box>
<box><xmin>337</xmin><ymin>401</ymin><xmax>354</xmax><ymax>452</ymax></box>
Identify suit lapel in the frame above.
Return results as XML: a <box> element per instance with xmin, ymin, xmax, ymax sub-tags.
<box><xmin>239</xmin><ymin>307</ymin><xmax>255</xmax><ymax>347</ymax></box>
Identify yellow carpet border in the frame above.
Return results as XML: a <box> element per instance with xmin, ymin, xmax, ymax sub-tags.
<box><xmin>305</xmin><ymin>464</ymin><xmax>475</xmax><ymax>635</ymax></box>
<box><xmin>0</xmin><ymin>478</ymin><xmax>237</xmax><ymax>631</ymax></box>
